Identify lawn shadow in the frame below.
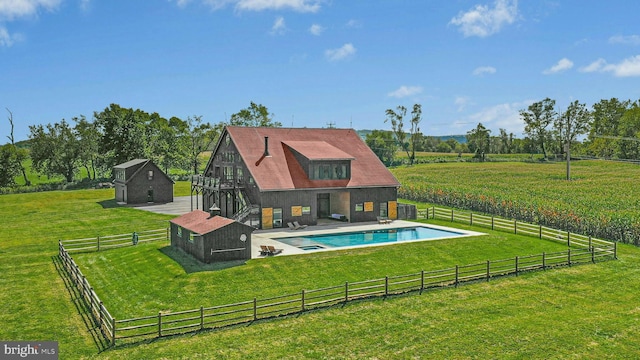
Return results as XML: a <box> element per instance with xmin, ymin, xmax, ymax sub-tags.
<box><xmin>97</xmin><ymin>199</ymin><xmax>121</xmax><ymax>209</ymax></box>
<box><xmin>159</xmin><ymin>246</ymin><xmax>246</xmax><ymax>274</ymax></box>
<box><xmin>52</xmin><ymin>255</ymin><xmax>111</xmax><ymax>353</ymax></box>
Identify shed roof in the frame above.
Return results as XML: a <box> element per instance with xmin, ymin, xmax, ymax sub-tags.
<box><xmin>114</xmin><ymin>158</ymin><xmax>148</xmax><ymax>169</ymax></box>
<box><xmin>170</xmin><ymin>210</ymin><xmax>239</xmax><ymax>235</ymax></box>
<box><xmin>213</xmin><ymin>126</ymin><xmax>400</xmax><ymax>191</ymax></box>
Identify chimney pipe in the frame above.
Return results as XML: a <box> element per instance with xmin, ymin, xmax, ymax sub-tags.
<box><xmin>263</xmin><ymin>136</ymin><xmax>270</xmax><ymax>157</ymax></box>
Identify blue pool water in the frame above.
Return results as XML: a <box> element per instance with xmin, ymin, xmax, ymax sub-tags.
<box><xmin>276</xmin><ymin>226</ymin><xmax>465</xmax><ymax>250</ymax></box>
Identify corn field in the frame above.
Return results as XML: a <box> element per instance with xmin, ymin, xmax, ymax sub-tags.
<box><xmin>393</xmin><ymin>160</ymin><xmax>640</xmax><ymax>245</ymax></box>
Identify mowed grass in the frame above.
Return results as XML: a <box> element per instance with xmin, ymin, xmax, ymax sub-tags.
<box><xmin>1</xmin><ymin>182</ymin><xmax>640</xmax><ymax>358</ymax></box>
<box><xmin>74</xmin><ymin>221</ymin><xmax>570</xmax><ymax>319</ymax></box>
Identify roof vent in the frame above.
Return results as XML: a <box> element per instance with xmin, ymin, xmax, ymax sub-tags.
<box><xmin>208</xmin><ymin>204</ymin><xmax>221</xmax><ymax>218</ymax></box>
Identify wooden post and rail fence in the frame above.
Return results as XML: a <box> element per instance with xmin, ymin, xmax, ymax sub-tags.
<box><xmin>58</xmin><ymin>207</ymin><xmax>617</xmax><ymax>347</ymax></box>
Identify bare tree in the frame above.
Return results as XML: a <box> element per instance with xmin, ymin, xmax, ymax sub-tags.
<box><xmin>6</xmin><ymin>108</ymin><xmax>30</xmax><ymax>186</ymax></box>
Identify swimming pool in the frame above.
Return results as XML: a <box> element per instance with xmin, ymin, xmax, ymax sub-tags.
<box><xmin>275</xmin><ymin>226</ymin><xmax>466</xmax><ymax>250</ymax></box>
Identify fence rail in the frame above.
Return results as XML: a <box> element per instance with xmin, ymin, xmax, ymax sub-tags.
<box><xmin>61</xmin><ymin>228</ymin><xmax>169</xmax><ymax>253</ymax></box>
<box><xmin>421</xmin><ymin>206</ymin><xmax>617</xmax><ymax>253</ymax></box>
<box><xmin>57</xmin><ymin>212</ymin><xmax>617</xmax><ymax>347</ymax></box>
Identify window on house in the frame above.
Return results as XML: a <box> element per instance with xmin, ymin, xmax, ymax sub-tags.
<box><xmin>148</xmin><ymin>170</ymin><xmax>154</xmax><ymax>180</ymax></box>
<box><xmin>380</xmin><ymin>202</ymin><xmax>388</xmax><ymax>217</ymax></box>
<box><xmin>224</xmin><ymin>166</ymin><xmax>234</xmax><ymax>182</ymax></box>
<box><xmin>273</xmin><ymin>208</ymin><xmax>283</xmax><ymax>228</ymax></box>
<box><xmin>177</xmin><ymin>227</ymin><xmax>182</xmax><ymax>238</ymax></box>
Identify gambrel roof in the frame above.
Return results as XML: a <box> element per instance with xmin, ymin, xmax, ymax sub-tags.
<box><xmin>208</xmin><ymin>126</ymin><xmax>400</xmax><ymax>191</ymax></box>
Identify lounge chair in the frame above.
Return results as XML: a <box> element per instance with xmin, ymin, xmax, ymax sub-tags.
<box><xmin>293</xmin><ymin>221</ymin><xmax>308</xmax><ymax>229</ymax></box>
<box><xmin>377</xmin><ymin>216</ymin><xmax>392</xmax><ymax>224</ymax></box>
<box><xmin>287</xmin><ymin>222</ymin><xmax>298</xmax><ymax>230</ymax></box>
<box><xmin>260</xmin><ymin>245</ymin><xmax>270</xmax><ymax>256</ymax></box>
<box><xmin>267</xmin><ymin>245</ymin><xmax>283</xmax><ymax>256</ymax></box>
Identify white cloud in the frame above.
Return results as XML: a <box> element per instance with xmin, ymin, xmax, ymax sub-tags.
<box><xmin>270</xmin><ymin>16</ymin><xmax>286</xmax><ymax>35</ymax></box>
<box><xmin>579</xmin><ymin>56</ymin><xmax>640</xmax><ymax>77</ymax></box>
<box><xmin>455</xmin><ymin>96</ymin><xmax>470</xmax><ymax>112</ymax></box>
<box><xmin>449</xmin><ymin>0</ymin><xmax>518</xmax><ymax>38</ymax></box>
<box><xmin>579</xmin><ymin>58</ymin><xmax>606</xmax><ymax>73</ymax></box>
<box><xmin>309</xmin><ymin>23</ymin><xmax>324</xmax><ymax>36</ymax></box>
<box><xmin>466</xmin><ymin>100</ymin><xmax>533</xmax><ymax>135</ymax></box>
<box><xmin>542</xmin><ymin>58</ymin><xmax>573</xmax><ymax>74</ymax></box>
<box><xmin>609</xmin><ymin>35</ymin><xmax>640</xmax><ymax>46</ymax></box>
<box><xmin>0</xmin><ymin>26</ymin><xmax>17</xmax><ymax>47</ymax></box>
<box><xmin>196</xmin><ymin>0</ymin><xmax>322</xmax><ymax>12</ymax></box>
<box><xmin>0</xmin><ymin>0</ymin><xmax>61</xmax><ymax>20</ymax></box>
<box><xmin>472</xmin><ymin>66</ymin><xmax>496</xmax><ymax>76</ymax></box>
<box><xmin>387</xmin><ymin>85</ymin><xmax>423</xmax><ymax>98</ymax></box>
<box><xmin>325</xmin><ymin>43</ymin><xmax>356</xmax><ymax>62</ymax></box>
<box><xmin>345</xmin><ymin>19</ymin><xmax>362</xmax><ymax>28</ymax></box>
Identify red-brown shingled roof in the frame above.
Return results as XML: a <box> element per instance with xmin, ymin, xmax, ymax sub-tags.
<box><xmin>170</xmin><ymin>210</ymin><xmax>235</xmax><ymax>235</ymax></box>
<box><xmin>224</xmin><ymin>126</ymin><xmax>400</xmax><ymax>191</ymax></box>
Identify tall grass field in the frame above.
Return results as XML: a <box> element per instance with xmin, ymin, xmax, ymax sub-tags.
<box><xmin>1</xmin><ymin>160</ymin><xmax>640</xmax><ymax>359</ymax></box>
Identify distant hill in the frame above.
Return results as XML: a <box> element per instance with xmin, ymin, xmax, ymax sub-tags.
<box><xmin>356</xmin><ymin>130</ymin><xmax>467</xmax><ymax>144</ymax></box>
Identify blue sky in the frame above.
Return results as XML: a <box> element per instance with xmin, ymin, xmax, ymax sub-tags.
<box><xmin>1</xmin><ymin>0</ymin><xmax>640</xmax><ymax>142</ymax></box>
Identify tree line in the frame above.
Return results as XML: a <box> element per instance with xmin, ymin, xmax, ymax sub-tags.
<box><xmin>366</xmin><ymin>97</ymin><xmax>640</xmax><ymax>165</ymax></box>
<box><xmin>0</xmin><ymin>102</ymin><xmax>280</xmax><ymax>187</ymax></box>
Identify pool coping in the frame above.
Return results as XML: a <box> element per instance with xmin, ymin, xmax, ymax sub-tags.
<box><xmin>251</xmin><ymin>220</ymin><xmax>485</xmax><ymax>258</ymax></box>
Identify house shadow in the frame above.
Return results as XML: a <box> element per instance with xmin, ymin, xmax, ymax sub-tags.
<box><xmin>159</xmin><ymin>246</ymin><xmax>246</xmax><ymax>274</ymax></box>
<box><xmin>97</xmin><ymin>199</ymin><xmax>121</xmax><ymax>209</ymax></box>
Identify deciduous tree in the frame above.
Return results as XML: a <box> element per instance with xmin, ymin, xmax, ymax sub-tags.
<box><xmin>385</xmin><ymin>104</ymin><xmax>422</xmax><ymax>165</ymax></box>
<box><xmin>520</xmin><ymin>98</ymin><xmax>556</xmax><ymax>159</ymax></box>
<box><xmin>365</xmin><ymin>130</ymin><xmax>396</xmax><ymax>165</ymax></box>
<box><xmin>29</xmin><ymin>120</ymin><xmax>82</xmax><ymax>182</ymax></box>
<box><xmin>229</xmin><ymin>102</ymin><xmax>282</xmax><ymax>127</ymax></box>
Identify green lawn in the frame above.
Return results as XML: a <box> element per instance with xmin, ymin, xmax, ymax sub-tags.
<box><xmin>73</xmin><ymin>221</ymin><xmax>571</xmax><ymax>319</ymax></box>
<box><xmin>2</xmin><ymin>184</ymin><xmax>640</xmax><ymax>359</ymax></box>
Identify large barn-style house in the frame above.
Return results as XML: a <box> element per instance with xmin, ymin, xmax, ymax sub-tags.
<box><xmin>191</xmin><ymin>126</ymin><xmax>402</xmax><ymax>229</ymax></box>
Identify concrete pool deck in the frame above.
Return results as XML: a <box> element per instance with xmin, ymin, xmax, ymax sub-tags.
<box><xmin>251</xmin><ymin>220</ymin><xmax>485</xmax><ymax>259</ymax></box>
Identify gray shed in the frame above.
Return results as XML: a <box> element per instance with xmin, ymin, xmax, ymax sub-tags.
<box><xmin>113</xmin><ymin>159</ymin><xmax>174</xmax><ymax>204</ymax></box>
<box><xmin>170</xmin><ymin>210</ymin><xmax>254</xmax><ymax>263</ymax></box>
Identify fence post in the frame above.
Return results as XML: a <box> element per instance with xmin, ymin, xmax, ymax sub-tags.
<box><xmin>542</xmin><ymin>252</ymin><xmax>546</xmax><ymax>270</ymax></box>
<box><xmin>451</xmin><ymin>209</ymin><xmax>454</xmax><ymax>222</ymax></box>
<box><xmin>470</xmin><ymin>213</ymin><xmax>473</xmax><ymax>226</ymax></box>
<box><xmin>614</xmin><ymin>242</ymin><xmax>618</xmax><ymax>260</ymax></box>
<box><xmin>200</xmin><ymin>306</ymin><xmax>204</xmax><ymax>330</ymax></box>
<box><xmin>420</xmin><ymin>270</ymin><xmax>424</xmax><ymax>294</ymax></box>
<box><xmin>486</xmin><ymin>260</ymin><xmax>490</xmax><ymax>282</ymax></box>
<box><xmin>539</xmin><ymin>225</ymin><xmax>542</xmax><ymax>239</ymax></box>
<box><xmin>301</xmin><ymin>290</ymin><xmax>306</xmax><ymax>311</ymax></box>
<box><xmin>514</xmin><ymin>220</ymin><xmax>517</xmax><ymax>234</ymax></box>
<box><xmin>588</xmin><ymin>236</ymin><xmax>592</xmax><ymax>251</ymax></box>
<box><xmin>455</xmin><ymin>265</ymin><xmax>459</xmax><ymax>287</ymax></box>
<box><xmin>111</xmin><ymin>317</ymin><xmax>116</xmax><ymax>347</ymax></box>
<box><xmin>491</xmin><ymin>217</ymin><xmax>494</xmax><ymax>230</ymax></box>
<box><xmin>567</xmin><ymin>249</ymin><xmax>571</xmax><ymax>266</ymax></box>
<box><xmin>515</xmin><ymin>256</ymin><xmax>519</xmax><ymax>276</ymax></box>
<box><xmin>158</xmin><ymin>312</ymin><xmax>162</xmax><ymax>337</ymax></box>
<box><xmin>385</xmin><ymin>276</ymin><xmax>389</xmax><ymax>296</ymax></box>
<box><xmin>97</xmin><ymin>236</ymin><xmax>100</xmax><ymax>252</ymax></box>
<box><xmin>253</xmin><ymin>298</ymin><xmax>257</xmax><ymax>320</ymax></box>
<box><xmin>567</xmin><ymin>232</ymin><xmax>571</xmax><ymax>247</ymax></box>
<box><xmin>92</xmin><ymin>295</ymin><xmax>97</xmax><ymax>325</ymax></box>
<box><xmin>345</xmin><ymin>282</ymin><xmax>349</xmax><ymax>302</ymax></box>
<box><xmin>591</xmin><ymin>246</ymin><xmax>595</xmax><ymax>263</ymax></box>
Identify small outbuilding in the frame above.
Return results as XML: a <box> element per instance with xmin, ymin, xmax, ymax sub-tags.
<box><xmin>113</xmin><ymin>159</ymin><xmax>174</xmax><ymax>204</ymax></box>
<box><xmin>170</xmin><ymin>209</ymin><xmax>254</xmax><ymax>263</ymax></box>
